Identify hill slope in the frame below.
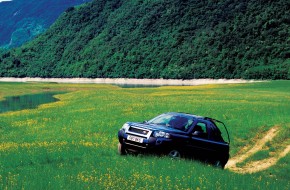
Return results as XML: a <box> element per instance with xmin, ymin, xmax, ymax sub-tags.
<box><xmin>0</xmin><ymin>0</ymin><xmax>91</xmax><ymax>48</ymax></box>
<box><xmin>0</xmin><ymin>0</ymin><xmax>289</xmax><ymax>79</ymax></box>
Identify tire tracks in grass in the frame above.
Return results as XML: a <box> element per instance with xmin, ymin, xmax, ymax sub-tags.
<box><xmin>226</xmin><ymin>126</ymin><xmax>290</xmax><ymax>174</ymax></box>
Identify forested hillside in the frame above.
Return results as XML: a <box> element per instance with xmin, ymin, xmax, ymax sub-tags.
<box><xmin>0</xmin><ymin>0</ymin><xmax>91</xmax><ymax>48</ymax></box>
<box><xmin>0</xmin><ymin>0</ymin><xmax>289</xmax><ymax>79</ymax></box>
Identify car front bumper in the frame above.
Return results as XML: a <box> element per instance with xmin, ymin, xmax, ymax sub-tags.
<box><xmin>118</xmin><ymin>130</ymin><xmax>173</xmax><ymax>154</ymax></box>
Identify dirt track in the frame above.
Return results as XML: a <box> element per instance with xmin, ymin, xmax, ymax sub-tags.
<box><xmin>226</xmin><ymin>126</ymin><xmax>290</xmax><ymax>174</ymax></box>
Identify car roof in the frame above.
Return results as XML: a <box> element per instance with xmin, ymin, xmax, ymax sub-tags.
<box><xmin>164</xmin><ymin>112</ymin><xmax>218</xmax><ymax>122</ymax></box>
<box><xmin>164</xmin><ymin>112</ymin><xmax>204</xmax><ymax>119</ymax></box>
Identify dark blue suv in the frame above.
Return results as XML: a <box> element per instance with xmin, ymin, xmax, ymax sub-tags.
<box><xmin>118</xmin><ymin>112</ymin><xmax>230</xmax><ymax>168</ymax></box>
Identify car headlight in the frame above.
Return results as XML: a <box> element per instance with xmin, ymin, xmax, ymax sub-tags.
<box><xmin>121</xmin><ymin>123</ymin><xmax>130</xmax><ymax>131</ymax></box>
<box><xmin>153</xmin><ymin>131</ymin><xmax>170</xmax><ymax>138</ymax></box>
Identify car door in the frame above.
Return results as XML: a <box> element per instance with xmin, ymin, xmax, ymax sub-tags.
<box><xmin>206</xmin><ymin>122</ymin><xmax>229</xmax><ymax>160</ymax></box>
<box><xmin>186</xmin><ymin>121</ymin><xmax>218</xmax><ymax>160</ymax></box>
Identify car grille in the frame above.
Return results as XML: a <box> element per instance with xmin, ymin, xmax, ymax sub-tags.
<box><xmin>129</xmin><ymin>127</ymin><xmax>150</xmax><ymax>135</ymax></box>
<box><xmin>125</xmin><ymin>126</ymin><xmax>152</xmax><ymax>139</ymax></box>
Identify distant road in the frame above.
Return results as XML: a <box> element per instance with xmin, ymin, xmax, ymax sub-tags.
<box><xmin>0</xmin><ymin>77</ymin><xmax>262</xmax><ymax>86</ymax></box>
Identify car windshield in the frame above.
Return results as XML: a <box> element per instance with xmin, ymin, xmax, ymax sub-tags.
<box><xmin>148</xmin><ymin>113</ymin><xmax>194</xmax><ymax>131</ymax></box>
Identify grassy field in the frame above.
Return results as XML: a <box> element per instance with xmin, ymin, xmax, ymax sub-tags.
<box><xmin>0</xmin><ymin>81</ymin><xmax>289</xmax><ymax>189</ymax></box>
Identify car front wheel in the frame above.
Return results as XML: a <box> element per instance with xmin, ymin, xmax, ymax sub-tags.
<box><xmin>118</xmin><ymin>143</ymin><xmax>127</xmax><ymax>155</ymax></box>
<box><xmin>168</xmin><ymin>149</ymin><xmax>181</xmax><ymax>159</ymax></box>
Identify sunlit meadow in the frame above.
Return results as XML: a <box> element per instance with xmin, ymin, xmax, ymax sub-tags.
<box><xmin>0</xmin><ymin>81</ymin><xmax>289</xmax><ymax>189</ymax></box>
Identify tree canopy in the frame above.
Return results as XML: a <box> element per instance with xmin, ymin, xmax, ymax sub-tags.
<box><xmin>0</xmin><ymin>0</ymin><xmax>289</xmax><ymax>79</ymax></box>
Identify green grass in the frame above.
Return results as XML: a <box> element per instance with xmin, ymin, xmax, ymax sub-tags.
<box><xmin>0</xmin><ymin>81</ymin><xmax>289</xmax><ymax>189</ymax></box>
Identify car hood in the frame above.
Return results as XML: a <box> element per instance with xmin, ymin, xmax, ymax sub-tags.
<box><xmin>127</xmin><ymin>122</ymin><xmax>187</xmax><ymax>134</ymax></box>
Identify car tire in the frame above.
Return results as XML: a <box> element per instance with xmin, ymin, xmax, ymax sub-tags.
<box><xmin>118</xmin><ymin>143</ymin><xmax>127</xmax><ymax>155</ymax></box>
<box><xmin>168</xmin><ymin>149</ymin><xmax>181</xmax><ymax>159</ymax></box>
<box><xmin>213</xmin><ymin>160</ymin><xmax>225</xmax><ymax>169</ymax></box>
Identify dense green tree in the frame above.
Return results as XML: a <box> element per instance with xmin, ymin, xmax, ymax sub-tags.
<box><xmin>0</xmin><ymin>0</ymin><xmax>289</xmax><ymax>79</ymax></box>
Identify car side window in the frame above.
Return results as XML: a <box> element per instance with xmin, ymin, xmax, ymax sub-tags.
<box><xmin>192</xmin><ymin>122</ymin><xmax>208</xmax><ymax>139</ymax></box>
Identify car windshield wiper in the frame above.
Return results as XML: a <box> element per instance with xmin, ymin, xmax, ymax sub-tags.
<box><xmin>155</xmin><ymin>123</ymin><xmax>166</xmax><ymax>126</ymax></box>
<box><xmin>150</xmin><ymin>122</ymin><xmax>171</xmax><ymax>127</ymax></box>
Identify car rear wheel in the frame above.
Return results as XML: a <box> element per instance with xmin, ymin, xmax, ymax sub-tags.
<box><xmin>213</xmin><ymin>160</ymin><xmax>225</xmax><ymax>169</ymax></box>
<box><xmin>118</xmin><ymin>143</ymin><xmax>127</xmax><ymax>155</ymax></box>
<box><xmin>168</xmin><ymin>149</ymin><xmax>181</xmax><ymax>159</ymax></box>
